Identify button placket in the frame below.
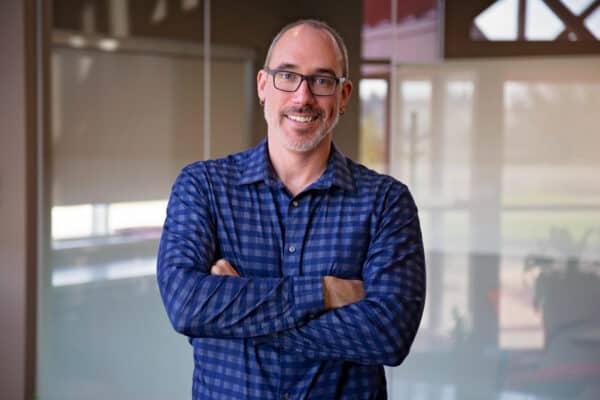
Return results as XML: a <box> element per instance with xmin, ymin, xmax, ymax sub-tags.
<box><xmin>282</xmin><ymin>197</ymin><xmax>303</xmax><ymax>276</ymax></box>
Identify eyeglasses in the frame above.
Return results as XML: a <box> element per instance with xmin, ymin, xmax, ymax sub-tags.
<box><xmin>264</xmin><ymin>68</ymin><xmax>346</xmax><ymax>96</ymax></box>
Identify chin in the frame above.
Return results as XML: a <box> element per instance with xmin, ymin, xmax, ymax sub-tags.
<box><xmin>266</xmin><ymin>107</ymin><xmax>339</xmax><ymax>153</ymax></box>
<box><xmin>282</xmin><ymin>129</ymin><xmax>330</xmax><ymax>152</ymax></box>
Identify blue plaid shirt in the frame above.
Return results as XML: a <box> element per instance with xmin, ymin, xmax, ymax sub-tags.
<box><xmin>157</xmin><ymin>140</ymin><xmax>425</xmax><ymax>399</ymax></box>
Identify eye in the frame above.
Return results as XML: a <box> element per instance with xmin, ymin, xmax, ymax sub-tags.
<box><xmin>278</xmin><ymin>71</ymin><xmax>296</xmax><ymax>81</ymax></box>
<box><xmin>314</xmin><ymin>76</ymin><xmax>335</xmax><ymax>87</ymax></box>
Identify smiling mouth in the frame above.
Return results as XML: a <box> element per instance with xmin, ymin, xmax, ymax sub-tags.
<box><xmin>286</xmin><ymin>114</ymin><xmax>318</xmax><ymax>123</ymax></box>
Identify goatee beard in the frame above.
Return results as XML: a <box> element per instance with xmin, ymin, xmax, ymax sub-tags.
<box><xmin>265</xmin><ymin>104</ymin><xmax>340</xmax><ymax>153</ymax></box>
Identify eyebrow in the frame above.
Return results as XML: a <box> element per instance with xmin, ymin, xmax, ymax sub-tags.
<box><xmin>273</xmin><ymin>63</ymin><xmax>338</xmax><ymax>77</ymax></box>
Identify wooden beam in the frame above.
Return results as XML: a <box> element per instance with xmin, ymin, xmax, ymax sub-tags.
<box><xmin>541</xmin><ymin>0</ymin><xmax>596</xmax><ymax>40</ymax></box>
<box><xmin>518</xmin><ymin>0</ymin><xmax>526</xmax><ymax>40</ymax></box>
<box><xmin>556</xmin><ymin>0</ymin><xmax>600</xmax><ymax>40</ymax></box>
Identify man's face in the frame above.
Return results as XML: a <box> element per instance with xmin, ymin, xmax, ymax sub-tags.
<box><xmin>257</xmin><ymin>25</ymin><xmax>352</xmax><ymax>153</ymax></box>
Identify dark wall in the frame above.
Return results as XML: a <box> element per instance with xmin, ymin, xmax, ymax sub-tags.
<box><xmin>53</xmin><ymin>0</ymin><xmax>362</xmax><ymax>159</ymax></box>
<box><xmin>0</xmin><ymin>1</ymin><xmax>36</xmax><ymax>399</ymax></box>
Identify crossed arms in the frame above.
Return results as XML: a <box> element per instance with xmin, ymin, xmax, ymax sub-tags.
<box><xmin>157</xmin><ymin>167</ymin><xmax>425</xmax><ymax>366</ymax></box>
<box><xmin>211</xmin><ymin>259</ymin><xmax>365</xmax><ymax>310</ymax></box>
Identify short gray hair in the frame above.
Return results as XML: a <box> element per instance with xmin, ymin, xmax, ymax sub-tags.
<box><xmin>263</xmin><ymin>19</ymin><xmax>349</xmax><ymax>78</ymax></box>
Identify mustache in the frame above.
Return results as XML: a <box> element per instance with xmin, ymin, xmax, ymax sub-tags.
<box><xmin>281</xmin><ymin>105</ymin><xmax>323</xmax><ymax>116</ymax></box>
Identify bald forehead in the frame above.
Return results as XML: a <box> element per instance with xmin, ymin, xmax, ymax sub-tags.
<box><xmin>271</xmin><ymin>24</ymin><xmax>345</xmax><ymax>74</ymax></box>
<box><xmin>280</xmin><ymin>25</ymin><xmax>337</xmax><ymax>47</ymax></box>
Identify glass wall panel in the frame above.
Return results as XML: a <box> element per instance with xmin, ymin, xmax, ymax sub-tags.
<box><xmin>385</xmin><ymin>57</ymin><xmax>600</xmax><ymax>400</ymax></box>
<box><xmin>362</xmin><ymin>0</ymin><xmax>440</xmax><ymax>63</ymax></box>
<box><xmin>359</xmin><ymin>77</ymin><xmax>388</xmax><ymax>173</ymax></box>
<box><xmin>38</xmin><ymin>10</ymin><xmax>255</xmax><ymax>400</ymax></box>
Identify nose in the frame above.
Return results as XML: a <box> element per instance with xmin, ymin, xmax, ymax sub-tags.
<box><xmin>292</xmin><ymin>78</ymin><xmax>316</xmax><ymax>104</ymax></box>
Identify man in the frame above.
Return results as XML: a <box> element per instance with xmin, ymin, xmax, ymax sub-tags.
<box><xmin>157</xmin><ymin>19</ymin><xmax>425</xmax><ymax>399</ymax></box>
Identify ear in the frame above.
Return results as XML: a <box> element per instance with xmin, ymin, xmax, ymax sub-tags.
<box><xmin>257</xmin><ymin>69</ymin><xmax>267</xmax><ymax>104</ymax></box>
<box><xmin>339</xmin><ymin>79</ymin><xmax>353</xmax><ymax>111</ymax></box>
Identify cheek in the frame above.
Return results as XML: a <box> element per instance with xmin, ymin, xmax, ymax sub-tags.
<box><xmin>324</xmin><ymin>101</ymin><xmax>339</xmax><ymax>118</ymax></box>
<box><xmin>263</xmin><ymin>102</ymin><xmax>277</xmax><ymax>122</ymax></box>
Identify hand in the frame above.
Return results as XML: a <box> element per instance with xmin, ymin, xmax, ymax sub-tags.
<box><xmin>210</xmin><ymin>259</ymin><xmax>240</xmax><ymax>277</ymax></box>
<box><xmin>322</xmin><ymin>276</ymin><xmax>365</xmax><ymax>310</ymax></box>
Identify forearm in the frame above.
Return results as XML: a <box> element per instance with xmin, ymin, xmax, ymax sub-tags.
<box><xmin>157</xmin><ymin>167</ymin><xmax>325</xmax><ymax>339</ymax></box>
<box><xmin>158</xmin><ymin>237</ymin><xmax>324</xmax><ymax>338</ymax></box>
<box><xmin>274</xmin><ymin>292</ymin><xmax>424</xmax><ymax>366</ymax></box>
<box><xmin>273</xmin><ymin>187</ymin><xmax>426</xmax><ymax>366</ymax></box>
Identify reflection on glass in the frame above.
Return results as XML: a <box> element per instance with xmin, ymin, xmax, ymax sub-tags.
<box><xmin>563</xmin><ymin>0</ymin><xmax>596</xmax><ymax>15</ymax></box>
<box><xmin>108</xmin><ymin>200</ymin><xmax>166</xmax><ymax>233</ymax></box>
<box><xmin>97</xmin><ymin>38</ymin><xmax>119</xmax><ymax>51</ymax></box>
<box><xmin>151</xmin><ymin>0</ymin><xmax>168</xmax><ymax>23</ymax></box>
<box><xmin>359</xmin><ymin>79</ymin><xmax>388</xmax><ymax>173</ymax></box>
<box><xmin>497</xmin><ymin>76</ymin><xmax>600</xmax><ymax>398</ymax></box>
<box><xmin>40</xmin><ymin>22</ymin><xmax>254</xmax><ymax>400</ymax></box>
<box><xmin>362</xmin><ymin>0</ymin><xmax>440</xmax><ymax>63</ymax></box>
<box><xmin>52</xmin><ymin>204</ymin><xmax>94</xmax><ymax>239</ymax></box>
<box><xmin>584</xmin><ymin>6</ymin><xmax>600</xmax><ymax>40</ymax></box>
<box><xmin>382</xmin><ymin>57</ymin><xmax>600</xmax><ymax>399</ymax></box>
<box><xmin>526</xmin><ymin>0</ymin><xmax>565</xmax><ymax>40</ymax></box>
<box><xmin>52</xmin><ymin>200</ymin><xmax>166</xmax><ymax>241</ymax></box>
<box><xmin>472</xmin><ymin>0</ymin><xmax>600</xmax><ymax>41</ymax></box>
<box><xmin>399</xmin><ymin>80</ymin><xmax>431</xmax><ymax>192</ymax></box>
<box><xmin>51</xmin><ymin>200</ymin><xmax>166</xmax><ymax>287</ymax></box>
<box><xmin>474</xmin><ymin>0</ymin><xmax>519</xmax><ymax>40</ymax></box>
<box><xmin>443</xmin><ymin>80</ymin><xmax>473</xmax><ymax>206</ymax></box>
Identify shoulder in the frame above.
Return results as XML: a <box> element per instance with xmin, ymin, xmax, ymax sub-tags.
<box><xmin>345</xmin><ymin>158</ymin><xmax>410</xmax><ymax>198</ymax></box>
<box><xmin>177</xmin><ymin>147</ymin><xmax>253</xmax><ymax>187</ymax></box>
<box><xmin>341</xmin><ymin>158</ymin><xmax>419</xmax><ymax>223</ymax></box>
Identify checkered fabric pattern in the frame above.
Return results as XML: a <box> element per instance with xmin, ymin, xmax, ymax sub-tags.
<box><xmin>157</xmin><ymin>139</ymin><xmax>426</xmax><ymax>400</ymax></box>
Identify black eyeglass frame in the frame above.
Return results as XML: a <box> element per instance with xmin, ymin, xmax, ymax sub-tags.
<box><xmin>263</xmin><ymin>67</ymin><xmax>347</xmax><ymax>96</ymax></box>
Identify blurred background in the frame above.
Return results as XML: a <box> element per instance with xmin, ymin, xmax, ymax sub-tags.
<box><xmin>2</xmin><ymin>0</ymin><xmax>600</xmax><ymax>399</ymax></box>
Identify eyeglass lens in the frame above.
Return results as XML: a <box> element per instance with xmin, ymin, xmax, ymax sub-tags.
<box><xmin>273</xmin><ymin>71</ymin><xmax>337</xmax><ymax>95</ymax></box>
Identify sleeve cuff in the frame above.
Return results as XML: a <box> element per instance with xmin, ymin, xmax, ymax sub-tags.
<box><xmin>291</xmin><ymin>275</ymin><xmax>325</xmax><ymax>321</ymax></box>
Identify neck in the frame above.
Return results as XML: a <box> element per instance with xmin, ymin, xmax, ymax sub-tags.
<box><xmin>268</xmin><ymin>137</ymin><xmax>331</xmax><ymax>197</ymax></box>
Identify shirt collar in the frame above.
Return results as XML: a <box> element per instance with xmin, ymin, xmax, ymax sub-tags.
<box><xmin>237</xmin><ymin>138</ymin><xmax>355</xmax><ymax>192</ymax></box>
<box><xmin>237</xmin><ymin>139</ymin><xmax>276</xmax><ymax>186</ymax></box>
<box><xmin>310</xmin><ymin>142</ymin><xmax>355</xmax><ymax>191</ymax></box>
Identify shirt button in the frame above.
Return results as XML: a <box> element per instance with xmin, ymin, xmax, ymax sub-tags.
<box><xmin>308</xmin><ymin>313</ymin><xmax>315</xmax><ymax>319</ymax></box>
<box><xmin>291</xmin><ymin>200</ymin><xmax>299</xmax><ymax>207</ymax></box>
<box><xmin>283</xmin><ymin>393</ymin><xmax>289</xmax><ymax>400</ymax></box>
<box><xmin>288</xmin><ymin>245</ymin><xmax>296</xmax><ymax>253</ymax></box>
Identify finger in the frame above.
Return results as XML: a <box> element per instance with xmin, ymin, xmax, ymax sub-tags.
<box><xmin>228</xmin><ymin>267</ymin><xmax>241</xmax><ymax>277</ymax></box>
<box><xmin>211</xmin><ymin>260</ymin><xmax>240</xmax><ymax>277</ymax></box>
<box><xmin>218</xmin><ymin>259</ymin><xmax>240</xmax><ymax>276</ymax></box>
<box><xmin>211</xmin><ymin>265</ymin><xmax>237</xmax><ymax>276</ymax></box>
<box><xmin>216</xmin><ymin>259</ymin><xmax>233</xmax><ymax>268</ymax></box>
<box><xmin>210</xmin><ymin>264</ymin><xmax>227</xmax><ymax>275</ymax></box>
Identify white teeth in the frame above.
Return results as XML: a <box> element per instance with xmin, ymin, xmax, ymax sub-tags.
<box><xmin>288</xmin><ymin>115</ymin><xmax>314</xmax><ymax>123</ymax></box>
